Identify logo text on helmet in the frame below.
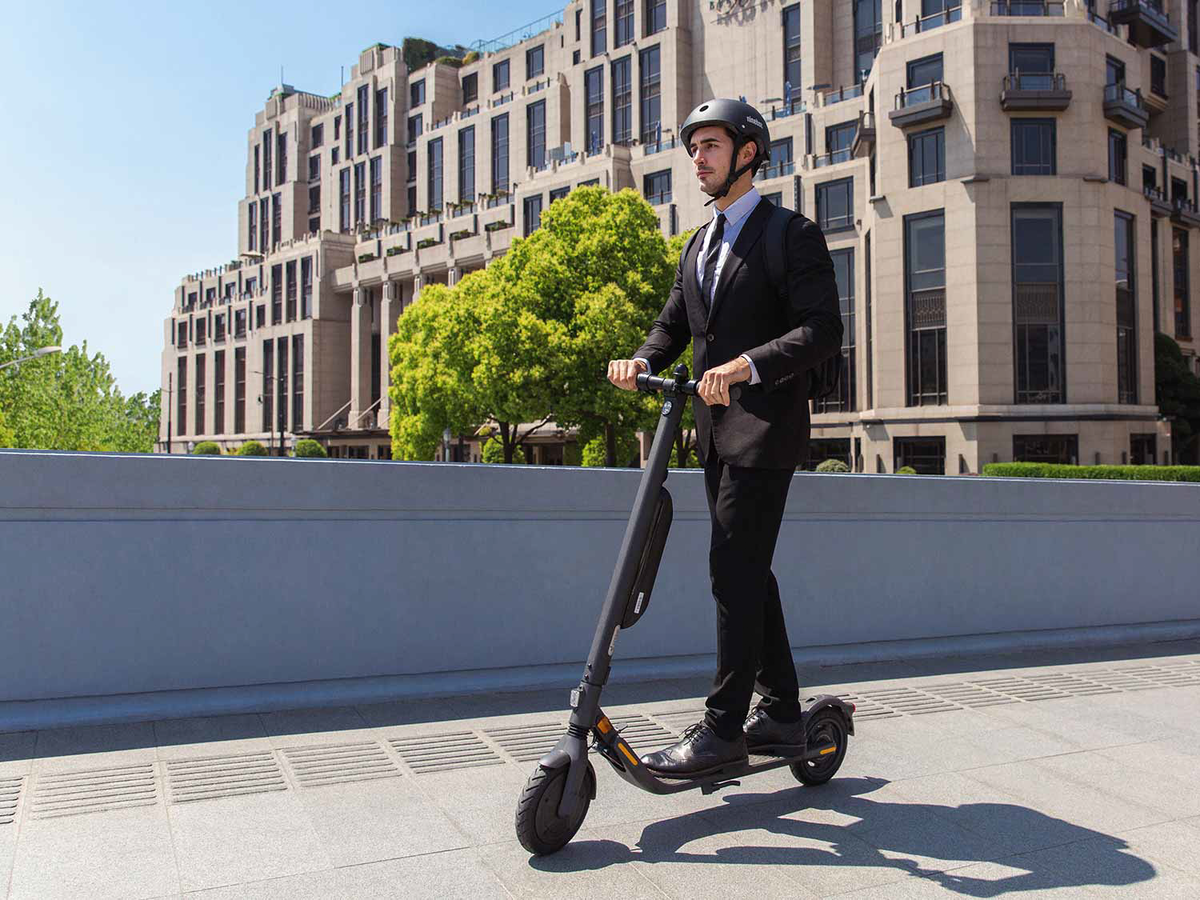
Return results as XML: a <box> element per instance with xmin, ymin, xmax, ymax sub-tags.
<box><xmin>747</xmin><ymin>116</ymin><xmax>763</xmax><ymax>127</ymax></box>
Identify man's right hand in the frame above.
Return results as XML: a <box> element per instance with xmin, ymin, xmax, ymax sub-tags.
<box><xmin>608</xmin><ymin>358</ymin><xmax>648</xmax><ymax>391</ymax></box>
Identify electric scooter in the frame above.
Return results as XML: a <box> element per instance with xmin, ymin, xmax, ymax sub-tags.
<box><xmin>515</xmin><ymin>364</ymin><xmax>856</xmax><ymax>856</ymax></box>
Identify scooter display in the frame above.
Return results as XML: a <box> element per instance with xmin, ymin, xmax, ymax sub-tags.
<box><xmin>515</xmin><ymin>364</ymin><xmax>856</xmax><ymax>856</ymax></box>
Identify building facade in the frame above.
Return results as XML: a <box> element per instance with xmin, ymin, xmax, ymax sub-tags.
<box><xmin>161</xmin><ymin>0</ymin><xmax>1200</xmax><ymax>471</ymax></box>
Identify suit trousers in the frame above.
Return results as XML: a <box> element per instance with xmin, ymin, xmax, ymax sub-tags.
<box><xmin>701</xmin><ymin>446</ymin><xmax>804</xmax><ymax>740</ymax></box>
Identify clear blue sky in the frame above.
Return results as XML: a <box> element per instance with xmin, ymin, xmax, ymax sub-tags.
<box><xmin>0</xmin><ymin>1</ymin><xmax>561</xmax><ymax>396</ymax></box>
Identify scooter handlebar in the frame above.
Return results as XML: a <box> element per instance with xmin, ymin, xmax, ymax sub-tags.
<box><xmin>636</xmin><ymin>372</ymin><xmax>699</xmax><ymax>396</ymax></box>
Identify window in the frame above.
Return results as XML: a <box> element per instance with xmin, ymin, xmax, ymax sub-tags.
<box><xmin>410</xmin><ymin>79</ymin><xmax>425</xmax><ymax>107</ymax></box>
<box><xmin>585</xmin><ymin>66</ymin><xmax>604</xmax><ymax>152</ymax></box>
<box><xmin>255</xmin><ymin>305</ymin><xmax>265</xmax><ymax>328</ymax></box>
<box><xmin>1175</xmin><ymin>229</ymin><xmax>1191</xmax><ymax>338</ymax></box>
<box><xmin>491</xmin><ymin>114</ymin><xmax>509</xmax><ymax>193</ymax></box>
<box><xmin>615</xmin><ymin>0</ymin><xmax>634</xmax><ymax>46</ymax></box>
<box><xmin>354</xmin><ymin>161</ymin><xmax>366</xmax><ymax>224</ymax></box>
<box><xmin>528</xmin><ymin>100</ymin><xmax>547</xmax><ymax>169</ymax></box>
<box><xmin>1172</xmin><ymin>176</ymin><xmax>1188</xmax><ymax>203</ymax></box>
<box><xmin>816</xmin><ymin>177</ymin><xmax>854</xmax><ymax>232</ymax></box>
<box><xmin>263</xmin><ymin>131</ymin><xmax>272</xmax><ymax>189</ymax></box>
<box><xmin>573</xmin><ymin>49</ymin><xmax>581</xmax><ymax>65</ymax></box>
<box><xmin>407</xmin><ymin>114</ymin><xmax>422</xmax><ymax>144</ymax></box>
<box><xmin>270</xmin><ymin>194</ymin><xmax>281</xmax><ymax>246</ymax></box>
<box><xmin>766</xmin><ymin>138</ymin><xmax>793</xmax><ymax>178</ymax></box>
<box><xmin>308</xmin><ymin>185</ymin><xmax>320</xmax><ymax>216</ymax></box>
<box><xmin>907</xmin><ymin>53</ymin><xmax>943</xmax><ymax>97</ymax></box>
<box><xmin>807</xmin><ymin>439</ymin><xmax>852</xmax><ymax>471</ymax></box>
<box><xmin>639</xmin><ymin>45</ymin><xmax>662</xmax><ymax>144</ymax></box>
<box><xmin>1009</xmin><ymin>43</ymin><xmax>1054</xmax><ymax>82</ymax></box>
<box><xmin>339</xmin><ymin>168</ymin><xmax>351</xmax><ymax>231</ymax></box>
<box><xmin>644</xmin><ymin>169</ymin><xmax>671</xmax><ymax>204</ymax></box>
<box><xmin>277</xmin><ymin>132</ymin><xmax>287</xmax><ymax>184</ymax></box>
<box><xmin>357</xmin><ymin>85</ymin><xmax>369</xmax><ymax>156</ymax></box>
<box><xmin>407</xmin><ymin>149</ymin><xmax>417</xmax><ymax>183</ymax></box>
<box><xmin>301</xmin><ymin>256</ymin><xmax>313</xmax><ymax>320</ymax></box>
<box><xmin>370</xmin><ymin>155</ymin><xmax>383</xmax><ymax>221</ymax></box>
<box><xmin>854</xmin><ymin>0</ymin><xmax>883</xmax><ymax>84</ymax></box>
<box><xmin>292</xmin><ymin>334</ymin><xmax>304</xmax><ymax>431</ymax></box>
<box><xmin>865</xmin><ymin>230</ymin><xmax>873</xmax><ymax>408</ymax></box>
<box><xmin>462</xmin><ymin>72</ymin><xmax>478</xmax><ymax>103</ymax></box>
<box><xmin>576</xmin><ymin>6</ymin><xmax>582</xmax><ymax>40</ymax></box>
<box><xmin>311</xmin><ymin>123</ymin><xmax>324</xmax><ymax>149</ymax></box>
<box><xmin>1108</xmin><ymin>129</ymin><xmax>1127</xmax><ymax>185</ymax></box>
<box><xmin>645</xmin><ymin>0</ymin><xmax>666</xmax><ymax>35</ymax></box>
<box><xmin>276</xmin><ymin>337</ymin><xmax>288</xmax><ymax>434</ymax></box>
<box><xmin>920</xmin><ymin>0</ymin><xmax>961</xmax><ymax>29</ymax></box>
<box><xmin>375</xmin><ymin>87</ymin><xmax>389</xmax><ymax>147</ymax></box>
<box><xmin>177</xmin><ymin>357</ymin><xmax>187</xmax><ymax>437</ymax></box>
<box><xmin>783</xmin><ymin>4</ymin><xmax>801</xmax><ymax>96</ymax></box>
<box><xmin>331</xmin><ymin>147</ymin><xmax>339</xmax><ymax>166</ymax></box>
<box><xmin>259</xmin><ymin>198</ymin><xmax>269</xmax><ymax>253</ymax></box>
<box><xmin>427</xmin><ymin>139</ymin><xmax>443</xmax><ymax>211</ymax></box>
<box><xmin>234</xmin><ymin>308</ymin><xmax>247</xmax><ymax>338</ymax></box>
<box><xmin>523</xmin><ymin>194</ymin><xmax>543</xmax><ymax>236</ymax></box>
<box><xmin>1151</xmin><ymin>55</ymin><xmax>1167</xmax><ymax>98</ymax></box>
<box><xmin>248</xmin><ymin>202</ymin><xmax>257</xmax><ymax>251</ymax></box>
<box><xmin>908</xmin><ymin>127</ymin><xmax>945</xmax><ymax>186</ymax></box>
<box><xmin>285</xmin><ymin>260</ymin><xmax>297</xmax><ymax>322</ymax></box>
<box><xmin>234</xmin><ymin>347</ymin><xmax>246</xmax><ymax>433</ymax></box>
<box><xmin>893</xmin><ymin>437</ymin><xmax>945</xmax><ymax>474</ymax></box>
<box><xmin>254</xmin><ymin>145</ymin><xmax>260</xmax><ymax>194</ymax></box>
<box><xmin>1013</xmin><ymin>435</ymin><xmax>1077</xmax><ymax>464</ymax></box>
<box><xmin>763</xmin><ymin>191</ymin><xmax>783</xmax><ymax>206</ymax></box>
<box><xmin>611</xmin><ymin>58</ymin><xmax>632</xmax><ymax>145</ymax></box>
<box><xmin>334</xmin><ymin>116</ymin><xmax>341</xmax><ymax>140</ymax></box>
<box><xmin>815</xmin><ymin>248</ymin><xmax>856</xmax><ymax>413</ymax></box>
<box><xmin>1106</xmin><ymin>55</ymin><xmax>1125</xmax><ymax>88</ymax></box>
<box><xmin>904</xmin><ymin>210</ymin><xmax>948</xmax><ymax>406</ymax></box>
<box><xmin>493</xmin><ymin>59</ymin><xmax>510</xmax><ymax>92</ymax></box>
<box><xmin>592</xmin><ymin>0</ymin><xmax>607</xmax><ymax>55</ymax></box>
<box><xmin>1011</xmin><ymin>119</ymin><xmax>1056</xmax><ymax>176</ymax></box>
<box><xmin>1115</xmin><ymin>211</ymin><xmax>1137</xmax><ymax>404</ymax></box>
<box><xmin>1012</xmin><ymin>204</ymin><xmax>1064</xmax><ymax>404</ymax></box>
<box><xmin>1131</xmin><ymin>433</ymin><xmax>1157</xmax><ymax>465</ymax></box>
<box><xmin>196</xmin><ymin>317</ymin><xmax>206</xmax><ymax>346</ymax></box>
<box><xmin>308</xmin><ymin>154</ymin><xmax>320</xmax><ymax>182</ymax></box>
<box><xmin>459</xmin><ymin>126</ymin><xmax>475</xmax><ymax>202</ymax></box>
<box><xmin>825</xmin><ymin>121</ymin><xmax>856</xmax><ymax>163</ymax></box>
<box><xmin>408</xmin><ymin>185</ymin><xmax>416</xmax><ymax>214</ymax></box>
<box><xmin>195</xmin><ymin>354</ymin><xmax>206</xmax><ymax>434</ymax></box>
<box><xmin>527</xmin><ymin>45</ymin><xmax>544</xmax><ymax>79</ymax></box>
<box><xmin>345</xmin><ymin>103</ymin><xmax>353</xmax><ymax>157</ymax></box>
<box><xmin>550</xmin><ymin>186</ymin><xmax>571</xmax><ymax>203</ymax></box>
<box><xmin>271</xmin><ymin>264</ymin><xmax>283</xmax><ymax>325</ymax></box>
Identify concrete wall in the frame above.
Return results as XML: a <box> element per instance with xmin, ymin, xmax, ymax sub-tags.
<box><xmin>2</xmin><ymin>449</ymin><xmax>1198</xmax><ymax>719</ymax></box>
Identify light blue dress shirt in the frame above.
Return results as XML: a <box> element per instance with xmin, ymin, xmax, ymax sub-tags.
<box><xmin>636</xmin><ymin>186</ymin><xmax>763</xmax><ymax>385</ymax></box>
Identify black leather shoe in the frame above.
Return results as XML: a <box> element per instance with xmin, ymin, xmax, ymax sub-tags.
<box><xmin>743</xmin><ymin>707</ymin><xmax>807</xmax><ymax>756</ymax></box>
<box><xmin>640</xmin><ymin>722</ymin><xmax>748</xmax><ymax>778</ymax></box>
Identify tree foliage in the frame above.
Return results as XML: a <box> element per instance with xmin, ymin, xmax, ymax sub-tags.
<box><xmin>1155</xmin><ymin>332</ymin><xmax>1200</xmax><ymax>462</ymax></box>
<box><xmin>0</xmin><ymin>291</ymin><xmax>160</xmax><ymax>452</ymax></box>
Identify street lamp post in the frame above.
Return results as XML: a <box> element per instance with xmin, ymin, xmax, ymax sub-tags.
<box><xmin>0</xmin><ymin>345</ymin><xmax>61</xmax><ymax>371</ymax></box>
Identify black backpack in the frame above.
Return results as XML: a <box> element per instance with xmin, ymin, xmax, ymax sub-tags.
<box><xmin>762</xmin><ymin>205</ymin><xmax>843</xmax><ymax>402</ymax></box>
<box><xmin>684</xmin><ymin>204</ymin><xmax>843</xmax><ymax>401</ymax></box>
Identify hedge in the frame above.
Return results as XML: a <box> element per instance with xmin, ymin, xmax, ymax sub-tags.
<box><xmin>294</xmin><ymin>439</ymin><xmax>328</xmax><ymax>458</ymax></box>
<box><xmin>981</xmin><ymin>463</ymin><xmax>1200</xmax><ymax>483</ymax></box>
<box><xmin>236</xmin><ymin>440</ymin><xmax>268</xmax><ymax>456</ymax></box>
<box><xmin>815</xmin><ymin>459</ymin><xmax>850</xmax><ymax>473</ymax></box>
<box><xmin>192</xmin><ymin>441</ymin><xmax>221</xmax><ymax>455</ymax></box>
<box><xmin>896</xmin><ymin>466</ymin><xmax>917</xmax><ymax>475</ymax></box>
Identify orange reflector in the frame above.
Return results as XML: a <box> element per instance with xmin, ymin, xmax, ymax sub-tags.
<box><xmin>618</xmin><ymin>743</ymin><xmax>639</xmax><ymax>766</ymax></box>
<box><xmin>819</xmin><ymin>745</ymin><xmax>837</xmax><ymax>755</ymax></box>
<box><xmin>597</xmin><ymin>717</ymin><xmax>612</xmax><ymax>734</ymax></box>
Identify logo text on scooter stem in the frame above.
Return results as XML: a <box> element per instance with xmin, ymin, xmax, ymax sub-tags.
<box><xmin>662</xmin><ymin>399</ymin><xmax>673</xmax><ymax>416</ymax></box>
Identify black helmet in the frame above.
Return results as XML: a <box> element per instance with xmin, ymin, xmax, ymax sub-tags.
<box><xmin>679</xmin><ymin>98</ymin><xmax>771</xmax><ymax>205</ymax></box>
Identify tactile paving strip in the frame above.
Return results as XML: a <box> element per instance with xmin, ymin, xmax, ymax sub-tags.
<box><xmin>389</xmin><ymin>731</ymin><xmax>503</xmax><ymax>774</ymax></box>
<box><xmin>608</xmin><ymin>713</ymin><xmax>677</xmax><ymax>748</ymax></box>
<box><xmin>30</xmin><ymin>765</ymin><xmax>158</xmax><ymax>819</ymax></box>
<box><xmin>281</xmin><ymin>742</ymin><xmax>401</xmax><ymax>787</ymax></box>
<box><xmin>165</xmin><ymin>752</ymin><xmax>287</xmax><ymax>803</ymax></box>
<box><xmin>0</xmin><ymin>776</ymin><xmax>21</xmax><ymax>825</ymax></box>
<box><xmin>483</xmin><ymin>721</ymin><xmax>565</xmax><ymax>763</ymax></box>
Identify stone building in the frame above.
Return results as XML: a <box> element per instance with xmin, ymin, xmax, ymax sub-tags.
<box><xmin>161</xmin><ymin>0</ymin><xmax>1200</xmax><ymax>471</ymax></box>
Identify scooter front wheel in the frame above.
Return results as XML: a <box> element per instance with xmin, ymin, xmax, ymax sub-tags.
<box><xmin>790</xmin><ymin>707</ymin><xmax>849</xmax><ymax>786</ymax></box>
<box><xmin>515</xmin><ymin>761</ymin><xmax>596</xmax><ymax>855</ymax></box>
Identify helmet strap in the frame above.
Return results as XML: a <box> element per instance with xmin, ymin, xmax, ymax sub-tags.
<box><xmin>704</xmin><ymin>141</ymin><xmax>757</xmax><ymax>207</ymax></box>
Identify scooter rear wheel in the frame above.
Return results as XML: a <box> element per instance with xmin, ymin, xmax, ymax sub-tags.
<box><xmin>790</xmin><ymin>708</ymin><xmax>849</xmax><ymax>786</ymax></box>
<box><xmin>515</xmin><ymin>761</ymin><xmax>596</xmax><ymax>855</ymax></box>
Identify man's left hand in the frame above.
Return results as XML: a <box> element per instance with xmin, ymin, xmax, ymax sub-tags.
<box><xmin>697</xmin><ymin>357</ymin><xmax>750</xmax><ymax>407</ymax></box>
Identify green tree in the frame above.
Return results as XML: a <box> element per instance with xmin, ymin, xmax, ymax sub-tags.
<box><xmin>1155</xmin><ymin>332</ymin><xmax>1200</xmax><ymax>463</ymax></box>
<box><xmin>0</xmin><ymin>291</ymin><xmax>159</xmax><ymax>452</ymax></box>
<box><xmin>663</xmin><ymin>228</ymin><xmax>700</xmax><ymax>468</ymax></box>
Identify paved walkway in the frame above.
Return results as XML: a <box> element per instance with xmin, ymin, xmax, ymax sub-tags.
<box><xmin>2</xmin><ymin>639</ymin><xmax>1200</xmax><ymax>899</ymax></box>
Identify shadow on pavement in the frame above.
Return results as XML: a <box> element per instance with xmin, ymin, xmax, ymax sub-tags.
<box><xmin>528</xmin><ymin>776</ymin><xmax>1157</xmax><ymax>896</ymax></box>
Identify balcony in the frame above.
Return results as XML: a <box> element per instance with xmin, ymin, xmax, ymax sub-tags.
<box><xmin>852</xmin><ymin>110</ymin><xmax>875</xmax><ymax>157</ymax></box>
<box><xmin>1102</xmin><ymin>83</ymin><xmax>1148</xmax><ymax>130</ymax></box>
<box><xmin>1000</xmin><ymin>72</ymin><xmax>1072</xmax><ymax>111</ymax></box>
<box><xmin>1108</xmin><ymin>0</ymin><xmax>1178</xmax><ymax>48</ymax></box>
<box><xmin>892</xmin><ymin>5</ymin><xmax>962</xmax><ymax>38</ymax></box>
<box><xmin>889</xmin><ymin>82</ymin><xmax>954</xmax><ymax>128</ymax></box>
<box><xmin>1144</xmin><ymin>185</ymin><xmax>1173</xmax><ymax>217</ymax></box>
<box><xmin>754</xmin><ymin>159</ymin><xmax>795</xmax><ymax>180</ymax></box>
<box><xmin>990</xmin><ymin>0</ymin><xmax>1064</xmax><ymax>15</ymax></box>
<box><xmin>1171</xmin><ymin>196</ymin><xmax>1200</xmax><ymax>228</ymax></box>
<box><xmin>818</xmin><ymin>83</ymin><xmax>864</xmax><ymax>107</ymax></box>
<box><xmin>811</xmin><ymin>149</ymin><xmax>852</xmax><ymax>169</ymax></box>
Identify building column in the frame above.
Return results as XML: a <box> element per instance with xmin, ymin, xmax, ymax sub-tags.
<box><xmin>379</xmin><ymin>281</ymin><xmax>400</xmax><ymax>427</ymax></box>
<box><xmin>448</xmin><ymin>267</ymin><xmax>462</xmax><ymax>286</ymax></box>
<box><xmin>349</xmin><ymin>287</ymin><xmax>372</xmax><ymax>429</ymax></box>
<box><xmin>411</xmin><ymin>272</ymin><xmax>425</xmax><ymax>304</ymax></box>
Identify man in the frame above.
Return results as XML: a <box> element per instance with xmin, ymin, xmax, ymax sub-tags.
<box><xmin>606</xmin><ymin>99</ymin><xmax>843</xmax><ymax>777</ymax></box>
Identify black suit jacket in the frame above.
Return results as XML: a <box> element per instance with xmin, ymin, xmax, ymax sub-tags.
<box><xmin>634</xmin><ymin>198</ymin><xmax>844</xmax><ymax>469</ymax></box>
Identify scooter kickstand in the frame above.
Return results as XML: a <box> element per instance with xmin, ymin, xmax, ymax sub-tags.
<box><xmin>700</xmin><ymin>779</ymin><xmax>742</xmax><ymax>795</ymax></box>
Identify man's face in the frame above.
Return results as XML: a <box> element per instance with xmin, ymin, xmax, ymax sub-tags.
<box><xmin>689</xmin><ymin>125</ymin><xmax>755</xmax><ymax>195</ymax></box>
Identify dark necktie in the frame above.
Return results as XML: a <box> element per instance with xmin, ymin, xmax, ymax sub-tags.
<box><xmin>701</xmin><ymin>213</ymin><xmax>725</xmax><ymax>309</ymax></box>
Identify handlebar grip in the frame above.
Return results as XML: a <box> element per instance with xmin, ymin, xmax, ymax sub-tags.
<box><xmin>636</xmin><ymin>372</ymin><xmax>699</xmax><ymax>396</ymax></box>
